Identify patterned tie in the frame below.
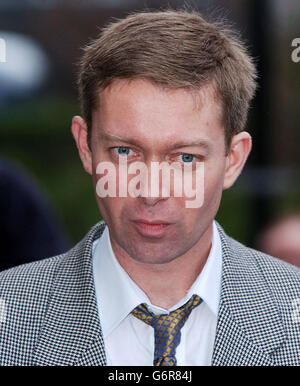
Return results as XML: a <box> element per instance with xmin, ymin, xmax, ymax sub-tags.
<box><xmin>131</xmin><ymin>294</ymin><xmax>202</xmax><ymax>366</ymax></box>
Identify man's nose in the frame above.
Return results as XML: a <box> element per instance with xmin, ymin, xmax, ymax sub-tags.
<box><xmin>139</xmin><ymin>195</ymin><xmax>168</xmax><ymax>207</ymax></box>
<box><xmin>138</xmin><ymin>159</ymin><xmax>171</xmax><ymax>206</ymax></box>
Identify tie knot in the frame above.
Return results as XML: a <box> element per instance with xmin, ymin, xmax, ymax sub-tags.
<box><xmin>131</xmin><ymin>294</ymin><xmax>202</xmax><ymax>366</ymax></box>
<box><xmin>132</xmin><ymin>294</ymin><xmax>201</xmax><ymax>326</ymax></box>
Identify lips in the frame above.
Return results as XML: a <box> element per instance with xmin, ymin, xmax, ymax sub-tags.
<box><xmin>132</xmin><ymin>219</ymin><xmax>173</xmax><ymax>237</ymax></box>
<box><xmin>134</xmin><ymin>219</ymin><xmax>171</xmax><ymax>225</ymax></box>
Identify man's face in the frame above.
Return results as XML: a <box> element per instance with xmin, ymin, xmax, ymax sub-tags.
<box><xmin>73</xmin><ymin>78</ymin><xmax>250</xmax><ymax>264</ymax></box>
<box><xmin>85</xmin><ymin>79</ymin><xmax>229</xmax><ymax>264</ymax></box>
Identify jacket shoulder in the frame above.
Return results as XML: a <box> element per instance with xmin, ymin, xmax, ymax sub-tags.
<box><xmin>226</xmin><ymin>235</ymin><xmax>300</xmax><ymax>365</ymax></box>
<box><xmin>227</xmin><ymin>235</ymin><xmax>300</xmax><ymax>294</ymax></box>
<box><xmin>0</xmin><ymin>253</ymin><xmax>67</xmax><ymax>365</ymax></box>
<box><xmin>0</xmin><ymin>221</ymin><xmax>105</xmax><ymax>366</ymax></box>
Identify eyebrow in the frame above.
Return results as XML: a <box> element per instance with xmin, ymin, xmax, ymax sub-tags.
<box><xmin>99</xmin><ymin>131</ymin><xmax>211</xmax><ymax>151</ymax></box>
<box><xmin>171</xmin><ymin>140</ymin><xmax>211</xmax><ymax>151</ymax></box>
<box><xmin>99</xmin><ymin>132</ymin><xmax>140</xmax><ymax>146</ymax></box>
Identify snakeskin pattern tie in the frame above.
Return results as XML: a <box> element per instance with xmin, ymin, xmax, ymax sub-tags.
<box><xmin>131</xmin><ymin>294</ymin><xmax>202</xmax><ymax>366</ymax></box>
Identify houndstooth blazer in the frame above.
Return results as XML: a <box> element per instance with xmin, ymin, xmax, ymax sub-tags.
<box><xmin>0</xmin><ymin>221</ymin><xmax>299</xmax><ymax>366</ymax></box>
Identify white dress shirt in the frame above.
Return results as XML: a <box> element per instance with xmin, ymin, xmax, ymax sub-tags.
<box><xmin>92</xmin><ymin>221</ymin><xmax>223</xmax><ymax>366</ymax></box>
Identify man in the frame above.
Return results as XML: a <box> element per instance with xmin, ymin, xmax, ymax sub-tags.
<box><xmin>0</xmin><ymin>10</ymin><xmax>299</xmax><ymax>366</ymax></box>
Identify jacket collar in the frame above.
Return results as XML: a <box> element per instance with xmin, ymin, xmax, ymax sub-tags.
<box><xmin>33</xmin><ymin>221</ymin><xmax>286</xmax><ymax>366</ymax></box>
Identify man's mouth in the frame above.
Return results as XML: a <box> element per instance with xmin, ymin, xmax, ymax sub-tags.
<box><xmin>132</xmin><ymin>219</ymin><xmax>173</xmax><ymax>237</ymax></box>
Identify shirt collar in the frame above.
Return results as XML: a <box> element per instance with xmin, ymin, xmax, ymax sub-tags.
<box><xmin>186</xmin><ymin>221</ymin><xmax>222</xmax><ymax>316</ymax></box>
<box><xmin>93</xmin><ymin>221</ymin><xmax>222</xmax><ymax>338</ymax></box>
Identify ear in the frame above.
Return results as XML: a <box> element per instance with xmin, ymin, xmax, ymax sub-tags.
<box><xmin>223</xmin><ymin>131</ymin><xmax>252</xmax><ymax>190</ymax></box>
<box><xmin>71</xmin><ymin>115</ymin><xmax>92</xmax><ymax>175</ymax></box>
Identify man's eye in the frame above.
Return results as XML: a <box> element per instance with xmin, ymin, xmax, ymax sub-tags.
<box><xmin>112</xmin><ymin>147</ymin><xmax>132</xmax><ymax>157</ymax></box>
<box><xmin>180</xmin><ymin>154</ymin><xmax>195</xmax><ymax>163</ymax></box>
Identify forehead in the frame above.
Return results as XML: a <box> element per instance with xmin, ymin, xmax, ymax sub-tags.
<box><xmin>92</xmin><ymin>79</ymin><xmax>224</xmax><ymax>148</ymax></box>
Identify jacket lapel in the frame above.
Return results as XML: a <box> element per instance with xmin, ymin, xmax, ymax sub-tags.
<box><xmin>33</xmin><ymin>222</ymin><xmax>107</xmax><ymax>366</ymax></box>
<box><xmin>211</xmin><ymin>223</ymin><xmax>286</xmax><ymax>366</ymax></box>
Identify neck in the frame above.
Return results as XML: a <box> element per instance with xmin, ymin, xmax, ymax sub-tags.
<box><xmin>110</xmin><ymin>223</ymin><xmax>213</xmax><ymax>309</ymax></box>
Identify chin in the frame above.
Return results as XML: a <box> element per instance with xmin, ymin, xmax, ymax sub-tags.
<box><xmin>122</xmin><ymin>240</ymin><xmax>187</xmax><ymax>265</ymax></box>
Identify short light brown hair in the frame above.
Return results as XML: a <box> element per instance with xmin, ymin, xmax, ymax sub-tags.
<box><xmin>78</xmin><ymin>9</ymin><xmax>257</xmax><ymax>153</ymax></box>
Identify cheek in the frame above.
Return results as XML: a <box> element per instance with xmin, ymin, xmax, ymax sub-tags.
<box><xmin>203</xmin><ymin>163</ymin><xmax>225</xmax><ymax>207</ymax></box>
<box><xmin>95</xmin><ymin>196</ymin><xmax>126</xmax><ymax>227</ymax></box>
<box><xmin>180</xmin><ymin>164</ymin><xmax>225</xmax><ymax>234</ymax></box>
